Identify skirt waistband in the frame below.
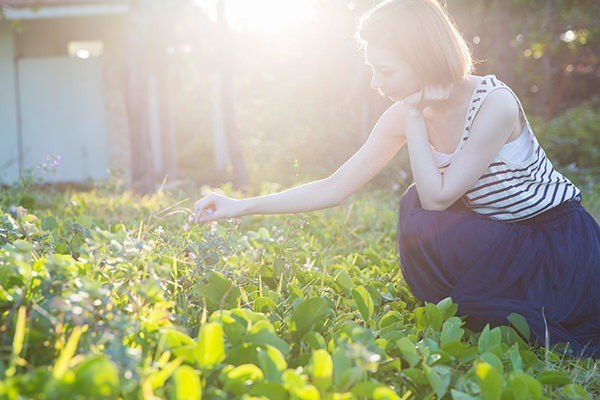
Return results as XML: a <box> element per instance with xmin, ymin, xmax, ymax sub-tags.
<box><xmin>516</xmin><ymin>196</ymin><xmax>582</xmax><ymax>226</ymax></box>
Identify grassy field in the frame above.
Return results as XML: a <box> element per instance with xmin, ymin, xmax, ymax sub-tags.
<box><xmin>0</xmin><ymin>179</ymin><xmax>598</xmax><ymax>399</ymax></box>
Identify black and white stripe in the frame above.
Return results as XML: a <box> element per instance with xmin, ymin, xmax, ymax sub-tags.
<box><xmin>443</xmin><ymin>75</ymin><xmax>581</xmax><ymax>222</ymax></box>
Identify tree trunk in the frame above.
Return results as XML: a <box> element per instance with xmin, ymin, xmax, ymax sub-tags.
<box><xmin>216</xmin><ymin>0</ymin><xmax>248</xmax><ymax>191</ymax></box>
<box><xmin>125</xmin><ymin>1</ymin><xmax>154</xmax><ymax>193</ymax></box>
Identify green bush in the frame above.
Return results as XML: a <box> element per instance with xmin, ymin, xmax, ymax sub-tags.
<box><xmin>537</xmin><ymin>102</ymin><xmax>600</xmax><ymax>169</ymax></box>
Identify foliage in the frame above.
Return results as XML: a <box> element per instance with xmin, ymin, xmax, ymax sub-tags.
<box><xmin>536</xmin><ymin>101</ymin><xmax>600</xmax><ymax>170</ymax></box>
<box><xmin>0</xmin><ymin>183</ymin><xmax>598</xmax><ymax>399</ymax></box>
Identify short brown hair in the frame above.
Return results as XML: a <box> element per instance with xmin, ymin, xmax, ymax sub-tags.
<box><xmin>357</xmin><ymin>0</ymin><xmax>473</xmax><ymax>85</ymax></box>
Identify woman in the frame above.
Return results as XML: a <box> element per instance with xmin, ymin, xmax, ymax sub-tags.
<box><xmin>194</xmin><ymin>0</ymin><xmax>600</xmax><ymax>358</ymax></box>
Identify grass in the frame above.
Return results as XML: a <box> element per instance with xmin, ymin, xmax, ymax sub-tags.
<box><xmin>0</xmin><ymin>179</ymin><xmax>598</xmax><ymax>399</ymax></box>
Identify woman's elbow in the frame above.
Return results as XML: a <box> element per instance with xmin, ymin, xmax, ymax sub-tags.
<box><xmin>419</xmin><ymin>197</ymin><xmax>453</xmax><ymax>211</ymax></box>
<box><xmin>421</xmin><ymin>202</ymin><xmax>449</xmax><ymax>212</ymax></box>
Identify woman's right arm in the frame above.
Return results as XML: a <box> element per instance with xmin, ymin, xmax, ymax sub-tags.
<box><xmin>195</xmin><ymin>102</ymin><xmax>406</xmax><ymax>222</ymax></box>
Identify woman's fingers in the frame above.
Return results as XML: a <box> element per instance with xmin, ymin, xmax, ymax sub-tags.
<box><xmin>194</xmin><ymin>194</ymin><xmax>220</xmax><ymax>223</ymax></box>
<box><xmin>423</xmin><ymin>84</ymin><xmax>454</xmax><ymax>101</ymax></box>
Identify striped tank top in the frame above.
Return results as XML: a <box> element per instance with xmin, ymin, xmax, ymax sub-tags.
<box><xmin>434</xmin><ymin>75</ymin><xmax>581</xmax><ymax>222</ymax></box>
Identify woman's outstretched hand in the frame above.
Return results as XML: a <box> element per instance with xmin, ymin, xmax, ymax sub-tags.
<box><xmin>194</xmin><ymin>193</ymin><xmax>242</xmax><ymax>223</ymax></box>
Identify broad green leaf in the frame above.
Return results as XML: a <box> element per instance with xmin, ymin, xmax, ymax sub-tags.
<box><xmin>507</xmin><ymin>345</ymin><xmax>522</xmax><ymax>371</ymax></box>
<box><xmin>195</xmin><ymin>271</ymin><xmax>240</xmax><ymax>311</ymax></box>
<box><xmin>450</xmin><ymin>390</ymin><xmax>478</xmax><ymax>400</ymax></box>
<box><xmin>290</xmin><ymin>298</ymin><xmax>331</xmax><ymax>338</ymax></box>
<box><xmin>507</xmin><ymin>313</ymin><xmax>530</xmax><ymax>340</ymax></box>
<box><xmin>479</xmin><ymin>352</ymin><xmax>503</xmax><ymax>373</ymax></box>
<box><xmin>41</xmin><ymin>216</ymin><xmax>58</xmax><ymax>231</ymax></box>
<box><xmin>351</xmin><ymin>381</ymin><xmax>385</xmax><ymax>397</ymax></box>
<box><xmin>536</xmin><ymin>370</ymin><xmax>571</xmax><ymax>386</ymax></box>
<box><xmin>247</xmin><ymin>321</ymin><xmax>290</xmax><ymax>356</ymax></box>
<box><xmin>310</xmin><ymin>349</ymin><xmax>333</xmax><ymax>391</ymax></box>
<box><xmin>334</xmin><ymin>270</ymin><xmax>354</xmax><ymax>293</ymax></box>
<box><xmin>172</xmin><ymin>365</ymin><xmax>202</xmax><ymax>400</ymax></box>
<box><xmin>475</xmin><ymin>362</ymin><xmax>503</xmax><ymax>400</ymax></box>
<box><xmin>249</xmin><ymin>382</ymin><xmax>288</xmax><ymax>400</ymax></box>
<box><xmin>561</xmin><ymin>384</ymin><xmax>589</xmax><ymax>399</ymax></box>
<box><xmin>424</xmin><ymin>365</ymin><xmax>451</xmax><ymax>399</ymax></box>
<box><xmin>478</xmin><ymin>325</ymin><xmax>501</xmax><ymax>354</ymax></box>
<box><xmin>441</xmin><ymin>317</ymin><xmax>464</xmax><ymax>344</ymax></box>
<box><xmin>379</xmin><ymin>311</ymin><xmax>403</xmax><ymax>329</ymax></box>
<box><xmin>351</xmin><ymin>286</ymin><xmax>374</xmax><ymax>323</ymax></box>
<box><xmin>73</xmin><ymin>356</ymin><xmax>120</xmax><ymax>397</ymax></box>
<box><xmin>303</xmin><ymin>331</ymin><xmax>327</xmax><ymax>350</ymax></box>
<box><xmin>196</xmin><ymin>322</ymin><xmax>225</xmax><ymax>369</ymax></box>
<box><xmin>222</xmin><ymin>364</ymin><xmax>264</xmax><ymax>395</ymax></box>
<box><xmin>507</xmin><ymin>371</ymin><xmax>530</xmax><ymax>399</ymax></box>
<box><xmin>508</xmin><ymin>371</ymin><xmax>542</xmax><ymax>399</ymax></box>
<box><xmin>253</xmin><ymin>297</ymin><xmax>278</xmax><ymax>313</ymax></box>
<box><xmin>424</xmin><ymin>303</ymin><xmax>443</xmax><ymax>332</ymax></box>
<box><xmin>396</xmin><ymin>337</ymin><xmax>420</xmax><ymax>367</ymax></box>
<box><xmin>257</xmin><ymin>345</ymin><xmax>287</xmax><ymax>383</ymax></box>
<box><xmin>436</xmin><ymin>297</ymin><xmax>458</xmax><ymax>320</ymax></box>
<box><xmin>402</xmin><ymin>368</ymin><xmax>427</xmax><ymax>385</ymax></box>
<box><xmin>333</xmin><ymin>347</ymin><xmax>352</xmax><ymax>389</ymax></box>
<box><xmin>373</xmin><ymin>386</ymin><xmax>402</xmax><ymax>400</ymax></box>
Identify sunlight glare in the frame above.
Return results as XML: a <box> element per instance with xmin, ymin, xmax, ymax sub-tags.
<box><xmin>196</xmin><ymin>0</ymin><xmax>316</xmax><ymax>34</ymax></box>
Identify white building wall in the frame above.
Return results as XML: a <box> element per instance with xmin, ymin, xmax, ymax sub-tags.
<box><xmin>0</xmin><ymin>25</ymin><xmax>20</xmax><ymax>183</ymax></box>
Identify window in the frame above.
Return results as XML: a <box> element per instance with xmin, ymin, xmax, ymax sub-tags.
<box><xmin>68</xmin><ymin>40</ymin><xmax>104</xmax><ymax>59</ymax></box>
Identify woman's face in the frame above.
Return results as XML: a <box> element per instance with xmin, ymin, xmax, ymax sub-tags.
<box><xmin>365</xmin><ymin>46</ymin><xmax>421</xmax><ymax>102</ymax></box>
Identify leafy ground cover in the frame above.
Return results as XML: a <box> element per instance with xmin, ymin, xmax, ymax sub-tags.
<box><xmin>0</xmin><ymin>181</ymin><xmax>598</xmax><ymax>399</ymax></box>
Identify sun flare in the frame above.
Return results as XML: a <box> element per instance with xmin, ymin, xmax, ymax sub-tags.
<box><xmin>196</xmin><ymin>0</ymin><xmax>316</xmax><ymax>34</ymax></box>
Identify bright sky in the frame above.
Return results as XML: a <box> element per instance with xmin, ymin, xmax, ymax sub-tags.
<box><xmin>195</xmin><ymin>0</ymin><xmax>316</xmax><ymax>33</ymax></box>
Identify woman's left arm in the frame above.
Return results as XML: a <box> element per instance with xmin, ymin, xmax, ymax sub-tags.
<box><xmin>404</xmin><ymin>88</ymin><xmax>520</xmax><ymax>211</ymax></box>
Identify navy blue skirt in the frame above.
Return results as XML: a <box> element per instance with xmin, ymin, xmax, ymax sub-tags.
<box><xmin>397</xmin><ymin>185</ymin><xmax>600</xmax><ymax>359</ymax></box>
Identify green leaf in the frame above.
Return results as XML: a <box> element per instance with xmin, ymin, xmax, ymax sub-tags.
<box><xmin>424</xmin><ymin>365</ymin><xmax>451</xmax><ymax>398</ymax></box>
<box><xmin>436</xmin><ymin>297</ymin><xmax>458</xmax><ymax>320</ymax></box>
<box><xmin>302</xmin><ymin>331</ymin><xmax>327</xmax><ymax>350</ymax></box>
<box><xmin>73</xmin><ymin>356</ymin><xmax>120</xmax><ymax>397</ymax></box>
<box><xmin>561</xmin><ymin>384</ymin><xmax>589</xmax><ymax>399</ymax></box>
<box><xmin>507</xmin><ymin>313</ymin><xmax>530</xmax><ymax>340</ymax></box>
<box><xmin>424</xmin><ymin>303</ymin><xmax>443</xmax><ymax>331</ymax></box>
<box><xmin>290</xmin><ymin>298</ymin><xmax>331</xmax><ymax>338</ymax></box>
<box><xmin>351</xmin><ymin>286</ymin><xmax>374</xmax><ymax>323</ymax></box>
<box><xmin>172</xmin><ymin>365</ymin><xmax>202</xmax><ymax>400</ymax></box>
<box><xmin>195</xmin><ymin>272</ymin><xmax>240</xmax><ymax>311</ymax></box>
<box><xmin>310</xmin><ymin>349</ymin><xmax>333</xmax><ymax>392</ymax></box>
<box><xmin>507</xmin><ymin>345</ymin><xmax>523</xmax><ymax>371</ymax></box>
<box><xmin>536</xmin><ymin>370</ymin><xmax>571</xmax><ymax>386</ymax></box>
<box><xmin>475</xmin><ymin>362</ymin><xmax>503</xmax><ymax>400</ymax></box>
<box><xmin>332</xmin><ymin>347</ymin><xmax>352</xmax><ymax>389</ymax></box>
<box><xmin>257</xmin><ymin>345</ymin><xmax>287</xmax><ymax>383</ymax></box>
<box><xmin>247</xmin><ymin>321</ymin><xmax>290</xmax><ymax>356</ymax></box>
<box><xmin>402</xmin><ymin>368</ymin><xmax>427</xmax><ymax>385</ymax></box>
<box><xmin>373</xmin><ymin>386</ymin><xmax>402</xmax><ymax>400</ymax></box>
<box><xmin>450</xmin><ymin>390</ymin><xmax>479</xmax><ymax>400</ymax></box>
<box><xmin>396</xmin><ymin>337</ymin><xmax>420</xmax><ymax>367</ymax></box>
<box><xmin>249</xmin><ymin>382</ymin><xmax>288</xmax><ymax>400</ymax></box>
<box><xmin>41</xmin><ymin>216</ymin><xmax>58</xmax><ymax>231</ymax></box>
<box><xmin>196</xmin><ymin>322</ymin><xmax>225</xmax><ymax>369</ymax></box>
<box><xmin>479</xmin><ymin>352</ymin><xmax>503</xmax><ymax>374</ymax></box>
<box><xmin>222</xmin><ymin>364</ymin><xmax>264</xmax><ymax>395</ymax></box>
<box><xmin>478</xmin><ymin>325</ymin><xmax>501</xmax><ymax>354</ymax></box>
<box><xmin>441</xmin><ymin>317</ymin><xmax>464</xmax><ymax>345</ymax></box>
<box><xmin>334</xmin><ymin>270</ymin><xmax>354</xmax><ymax>293</ymax></box>
<box><xmin>253</xmin><ymin>297</ymin><xmax>278</xmax><ymax>313</ymax></box>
